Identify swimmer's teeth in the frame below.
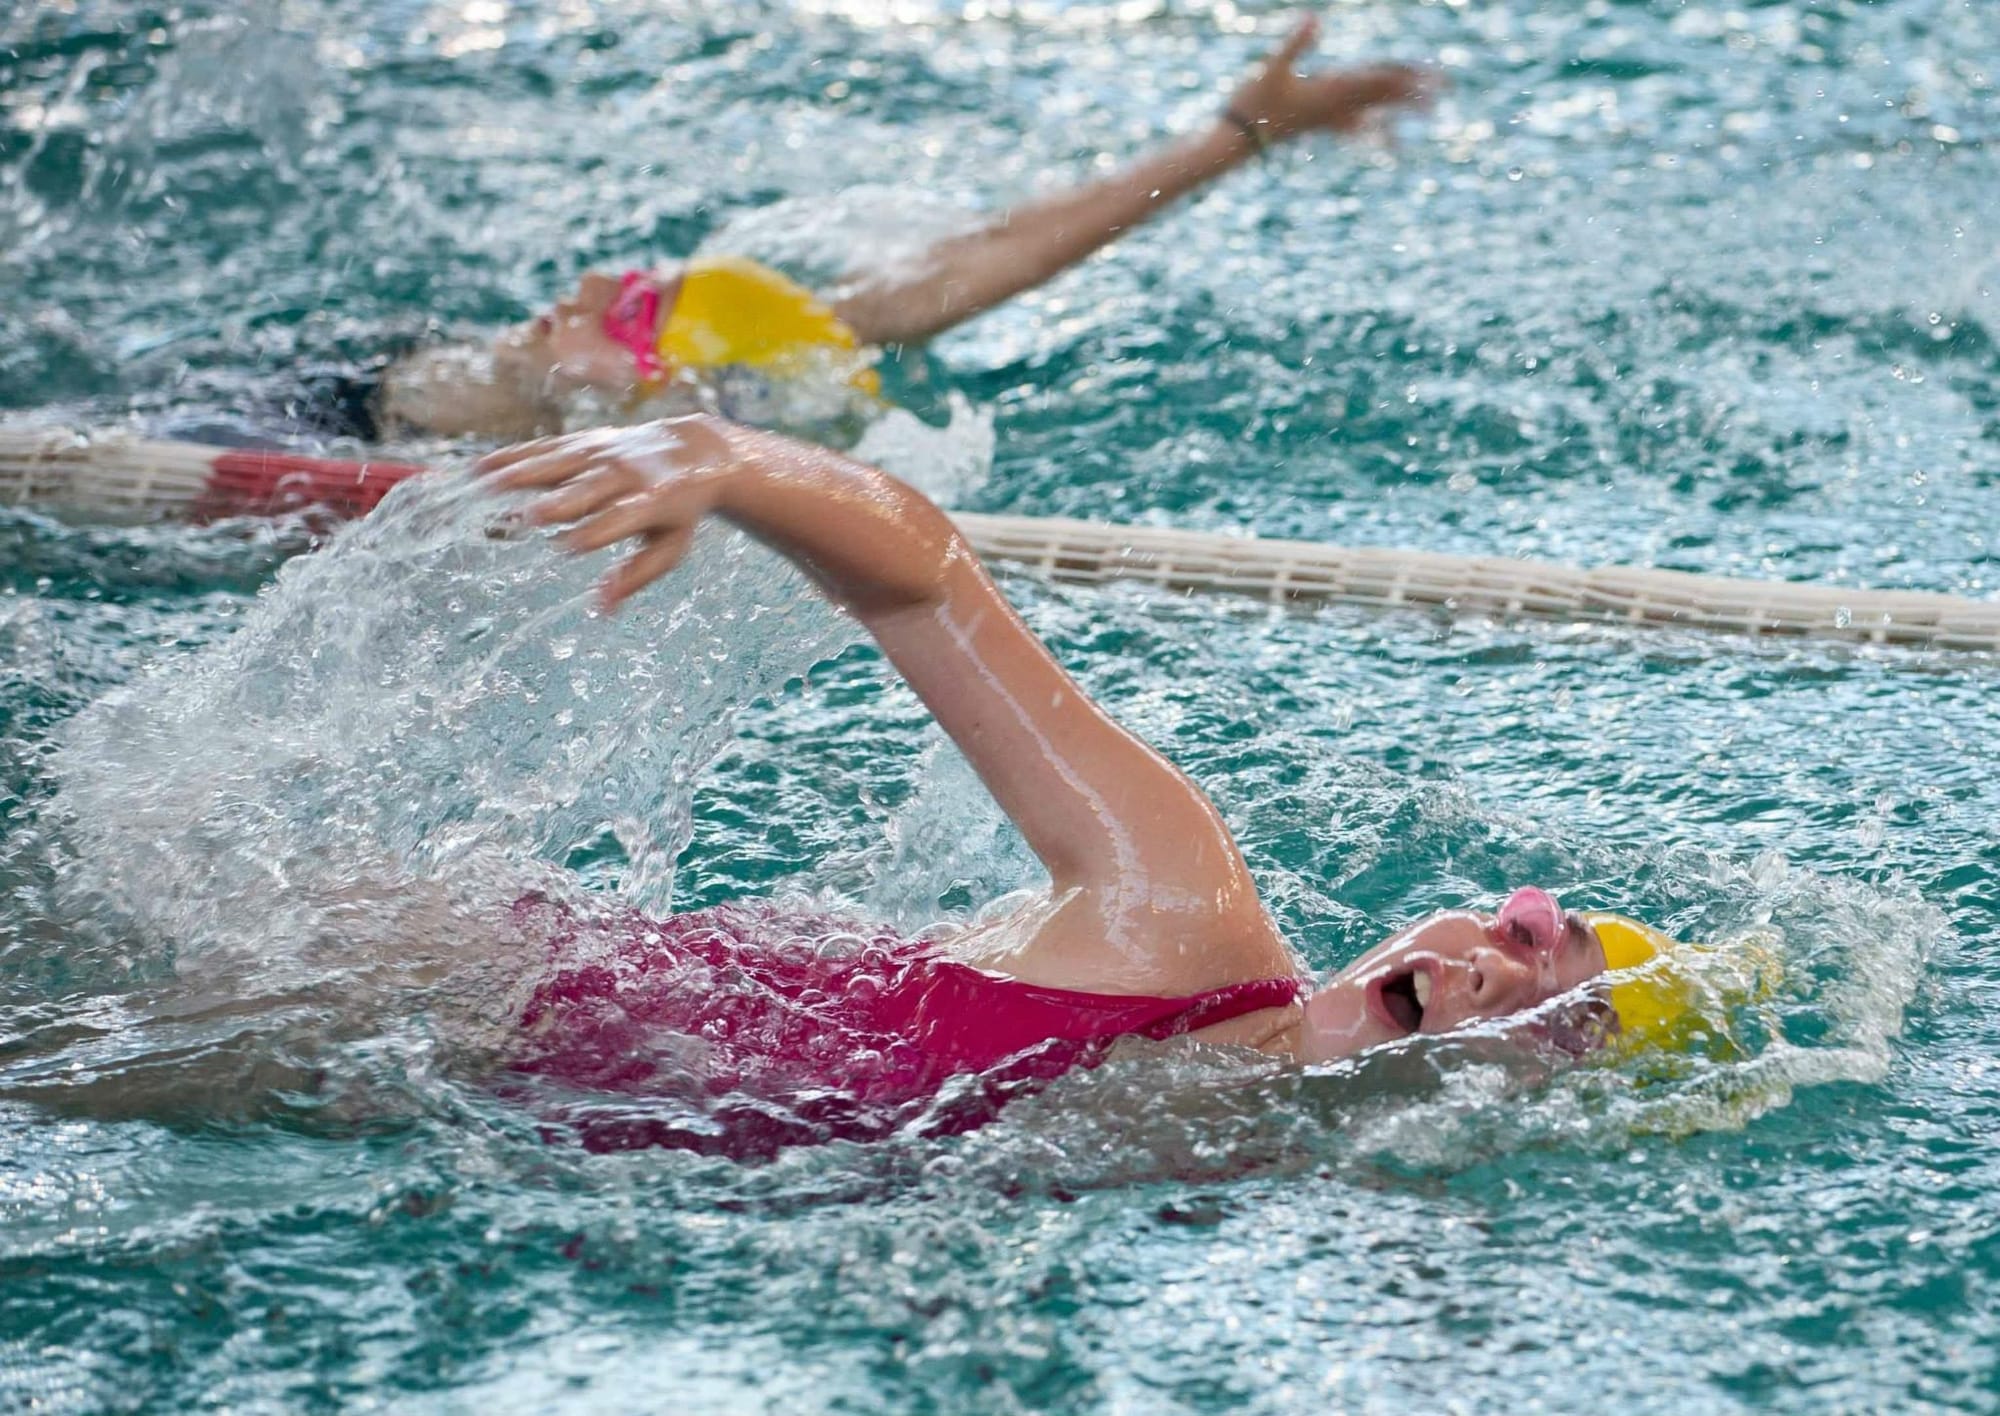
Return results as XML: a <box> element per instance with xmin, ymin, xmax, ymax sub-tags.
<box><xmin>1412</xmin><ymin>972</ymin><xmax>1432</xmax><ymax>1011</ymax></box>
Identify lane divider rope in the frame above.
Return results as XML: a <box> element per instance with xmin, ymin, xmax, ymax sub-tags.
<box><xmin>5</xmin><ymin>424</ymin><xmax>1995</xmax><ymax>651</ymax></box>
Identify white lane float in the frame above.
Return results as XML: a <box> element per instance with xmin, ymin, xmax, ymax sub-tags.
<box><xmin>4</xmin><ymin>423</ymin><xmax>1997</xmax><ymax>652</ymax></box>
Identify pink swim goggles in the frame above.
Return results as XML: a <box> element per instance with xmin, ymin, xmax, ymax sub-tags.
<box><xmin>601</xmin><ymin>270</ymin><xmax>671</xmax><ymax>379</ymax></box>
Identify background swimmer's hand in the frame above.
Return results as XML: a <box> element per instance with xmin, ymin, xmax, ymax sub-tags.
<box><xmin>476</xmin><ymin>416</ymin><xmax>746</xmax><ymax>609</ymax></box>
<box><xmin>1227</xmin><ymin>16</ymin><xmax>1435</xmax><ymax>145</ymax></box>
<box><xmin>832</xmin><ymin>16</ymin><xmax>1434</xmax><ymax>348</ymax></box>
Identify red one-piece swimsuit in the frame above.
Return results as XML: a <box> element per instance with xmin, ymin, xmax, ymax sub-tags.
<box><xmin>509</xmin><ymin>898</ymin><xmax>1305</xmax><ymax>1157</ymax></box>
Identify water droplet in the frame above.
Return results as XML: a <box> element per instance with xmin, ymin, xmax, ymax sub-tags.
<box><xmin>844</xmin><ymin>974</ymin><xmax>884</xmax><ymax>1004</ymax></box>
<box><xmin>815</xmin><ymin>931</ymin><xmax>866</xmax><ymax>962</ymax></box>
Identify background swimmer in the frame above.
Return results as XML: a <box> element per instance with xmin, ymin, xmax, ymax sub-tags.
<box><xmin>300</xmin><ymin>20</ymin><xmax>1431</xmax><ymax>443</ymax></box>
<box><xmin>475</xmin><ymin>414</ymin><xmax>1622</xmax><ymax>1149</ymax></box>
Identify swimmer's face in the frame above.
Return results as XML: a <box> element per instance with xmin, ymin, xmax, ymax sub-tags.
<box><xmin>547</xmin><ymin>269</ymin><xmax>630</xmax><ymax>328</ymax></box>
<box><xmin>1298</xmin><ymin>887</ymin><xmax>1609</xmax><ymax>1061</ymax></box>
<box><xmin>495</xmin><ymin>267</ymin><xmax>683</xmax><ymax>394</ymax></box>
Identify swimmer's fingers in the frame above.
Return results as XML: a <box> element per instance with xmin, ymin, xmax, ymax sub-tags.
<box><xmin>599</xmin><ymin>526</ymin><xmax>697</xmax><ymax>609</ymax></box>
<box><xmin>477</xmin><ymin>418</ymin><xmax>733</xmax><ymax>487</ymax></box>
<box><xmin>475</xmin><ymin>424</ymin><xmax>652</xmax><ymax>484</ymax></box>
<box><xmin>1228</xmin><ymin>11</ymin><xmax>1439</xmax><ymax>144</ymax></box>
<box><xmin>558</xmin><ymin>482</ymin><xmax>707</xmax><ymax>555</ymax></box>
<box><xmin>478</xmin><ymin>440</ymin><xmax>614</xmax><ymax>491</ymax></box>
<box><xmin>521</xmin><ymin>462</ymin><xmax>645</xmax><ymax>527</ymax></box>
<box><xmin>1268</xmin><ymin>13</ymin><xmax>1318</xmax><ymax>75</ymax></box>
<box><xmin>474</xmin><ymin>431</ymin><xmax>587</xmax><ymax>479</ymax></box>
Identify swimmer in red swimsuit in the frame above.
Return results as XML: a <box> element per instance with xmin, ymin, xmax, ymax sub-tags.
<box><xmin>478</xmin><ymin>416</ymin><xmax>1613</xmax><ymax>1150</ymax></box>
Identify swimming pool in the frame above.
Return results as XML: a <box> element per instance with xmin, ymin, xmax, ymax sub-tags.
<box><xmin>4</xmin><ymin>1</ymin><xmax>1999</xmax><ymax>1411</ymax></box>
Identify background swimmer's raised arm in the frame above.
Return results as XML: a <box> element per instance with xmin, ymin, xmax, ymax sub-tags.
<box><xmin>829</xmin><ymin>17</ymin><xmax>1432</xmax><ymax>348</ymax></box>
<box><xmin>477</xmin><ymin>417</ymin><xmax>1294</xmax><ymax>995</ymax></box>
<box><xmin>434</xmin><ymin>20</ymin><xmax>1429</xmax><ymax>440</ymax></box>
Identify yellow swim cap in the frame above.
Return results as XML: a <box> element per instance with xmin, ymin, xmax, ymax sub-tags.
<box><xmin>1583</xmin><ymin>912</ymin><xmax>1782</xmax><ymax>1056</ymax></box>
<box><xmin>659</xmin><ymin>255</ymin><xmax>881</xmax><ymax>396</ymax></box>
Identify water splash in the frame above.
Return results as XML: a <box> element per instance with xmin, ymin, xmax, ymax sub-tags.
<box><xmin>52</xmin><ymin>466</ymin><xmax>853</xmax><ymax>976</ymax></box>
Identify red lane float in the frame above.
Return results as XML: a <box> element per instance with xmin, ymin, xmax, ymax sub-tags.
<box><xmin>197</xmin><ymin>448</ymin><xmax>430</xmax><ymax>520</ymax></box>
<box><xmin>0</xmin><ymin>425</ymin><xmax>428</xmax><ymax>523</ymax></box>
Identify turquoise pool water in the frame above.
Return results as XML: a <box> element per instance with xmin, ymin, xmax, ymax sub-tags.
<box><xmin>4</xmin><ymin>1</ymin><xmax>1999</xmax><ymax>1411</ymax></box>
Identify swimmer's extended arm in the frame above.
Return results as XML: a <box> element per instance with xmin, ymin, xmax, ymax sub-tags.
<box><xmin>831</xmin><ymin>18</ymin><xmax>1431</xmax><ymax>348</ymax></box>
<box><xmin>477</xmin><ymin>417</ymin><xmax>1294</xmax><ymax>993</ymax></box>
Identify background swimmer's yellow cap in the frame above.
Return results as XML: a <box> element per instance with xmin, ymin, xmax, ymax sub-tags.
<box><xmin>1583</xmin><ymin>911</ymin><xmax>1783</xmax><ymax>1056</ymax></box>
<box><xmin>659</xmin><ymin>255</ymin><xmax>880</xmax><ymax>395</ymax></box>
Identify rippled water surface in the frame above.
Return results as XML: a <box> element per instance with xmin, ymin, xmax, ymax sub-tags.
<box><xmin>4</xmin><ymin>1</ymin><xmax>1999</xmax><ymax>1412</ymax></box>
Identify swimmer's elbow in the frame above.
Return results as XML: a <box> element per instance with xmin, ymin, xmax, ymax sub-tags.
<box><xmin>771</xmin><ymin>463</ymin><xmax>965</xmax><ymax>615</ymax></box>
<box><xmin>837</xmin><ymin>519</ymin><xmax>968</xmax><ymax>617</ymax></box>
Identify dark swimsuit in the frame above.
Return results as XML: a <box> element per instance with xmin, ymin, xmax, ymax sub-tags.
<box><xmin>280</xmin><ymin>359</ymin><xmax>392</xmax><ymax>442</ymax></box>
<box><xmin>161</xmin><ymin>341</ymin><xmax>421</xmax><ymax>451</ymax></box>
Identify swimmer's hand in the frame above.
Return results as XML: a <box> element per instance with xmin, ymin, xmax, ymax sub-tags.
<box><xmin>477</xmin><ymin>417</ymin><xmax>746</xmax><ymax>609</ymax></box>
<box><xmin>829</xmin><ymin>16</ymin><xmax>1431</xmax><ymax>347</ymax></box>
<box><xmin>475</xmin><ymin>416</ymin><xmax>960</xmax><ymax>615</ymax></box>
<box><xmin>1227</xmin><ymin>16</ymin><xmax>1435</xmax><ymax>145</ymax></box>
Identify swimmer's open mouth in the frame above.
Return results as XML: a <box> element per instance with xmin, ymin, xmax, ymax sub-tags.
<box><xmin>1372</xmin><ymin>965</ymin><xmax>1433</xmax><ymax>1036</ymax></box>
